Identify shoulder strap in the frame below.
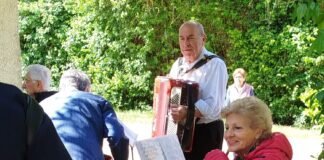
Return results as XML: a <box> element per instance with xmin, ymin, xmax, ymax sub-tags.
<box><xmin>177</xmin><ymin>57</ymin><xmax>184</xmax><ymax>76</ymax></box>
<box><xmin>185</xmin><ymin>54</ymin><xmax>220</xmax><ymax>74</ymax></box>
<box><xmin>24</xmin><ymin>94</ymin><xmax>44</xmax><ymax>147</ymax></box>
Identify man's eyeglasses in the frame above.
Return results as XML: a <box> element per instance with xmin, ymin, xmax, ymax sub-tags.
<box><xmin>22</xmin><ymin>77</ymin><xmax>37</xmax><ymax>83</ymax></box>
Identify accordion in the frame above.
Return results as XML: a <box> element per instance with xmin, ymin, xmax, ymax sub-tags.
<box><xmin>152</xmin><ymin>76</ymin><xmax>199</xmax><ymax>152</ymax></box>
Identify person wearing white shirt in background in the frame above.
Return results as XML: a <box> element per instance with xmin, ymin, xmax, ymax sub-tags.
<box><xmin>169</xmin><ymin>20</ymin><xmax>228</xmax><ymax>160</ymax></box>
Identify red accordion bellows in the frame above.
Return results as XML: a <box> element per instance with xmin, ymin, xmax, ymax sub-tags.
<box><xmin>152</xmin><ymin>76</ymin><xmax>199</xmax><ymax>152</ymax></box>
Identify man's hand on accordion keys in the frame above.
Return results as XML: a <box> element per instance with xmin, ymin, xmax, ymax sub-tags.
<box><xmin>170</xmin><ymin>104</ymin><xmax>187</xmax><ymax>123</ymax></box>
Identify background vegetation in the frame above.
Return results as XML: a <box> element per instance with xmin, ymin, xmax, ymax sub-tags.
<box><xmin>19</xmin><ymin>0</ymin><xmax>323</xmax><ymax>129</ymax></box>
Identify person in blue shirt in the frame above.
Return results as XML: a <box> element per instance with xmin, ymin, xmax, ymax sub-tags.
<box><xmin>40</xmin><ymin>69</ymin><xmax>129</xmax><ymax>160</ymax></box>
<box><xmin>0</xmin><ymin>82</ymin><xmax>71</xmax><ymax>160</ymax></box>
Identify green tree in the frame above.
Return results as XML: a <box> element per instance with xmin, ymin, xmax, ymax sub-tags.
<box><xmin>19</xmin><ymin>0</ymin><xmax>73</xmax><ymax>87</ymax></box>
<box><xmin>18</xmin><ymin>0</ymin><xmax>324</xmax><ymax>128</ymax></box>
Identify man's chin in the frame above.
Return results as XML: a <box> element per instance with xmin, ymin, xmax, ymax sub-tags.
<box><xmin>183</xmin><ymin>55</ymin><xmax>197</xmax><ymax>62</ymax></box>
<box><xmin>182</xmin><ymin>51</ymin><xmax>193</xmax><ymax>55</ymax></box>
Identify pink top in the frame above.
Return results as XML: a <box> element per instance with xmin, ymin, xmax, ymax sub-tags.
<box><xmin>204</xmin><ymin>132</ymin><xmax>293</xmax><ymax>160</ymax></box>
<box><xmin>225</xmin><ymin>83</ymin><xmax>254</xmax><ymax>106</ymax></box>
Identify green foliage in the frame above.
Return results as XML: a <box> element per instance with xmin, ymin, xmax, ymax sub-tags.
<box><xmin>19</xmin><ymin>0</ymin><xmax>234</xmax><ymax>110</ymax></box>
<box><xmin>292</xmin><ymin>1</ymin><xmax>324</xmax><ymax>159</ymax></box>
<box><xmin>292</xmin><ymin>1</ymin><xmax>324</xmax><ymax>51</ymax></box>
<box><xmin>19</xmin><ymin>0</ymin><xmax>73</xmax><ymax>87</ymax></box>
<box><xmin>18</xmin><ymin>0</ymin><xmax>323</xmax><ymax>127</ymax></box>
<box><xmin>298</xmin><ymin>56</ymin><xmax>324</xmax><ymax>159</ymax></box>
<box><xmin>226</xmin><ymin>0</ymin><xmax>323</xmax><ymax>125</ymax></box>
<box><xmin>227</xmin><ymin>24</ymin><xmax>314</xmax><ymax>125</ymax></box>
<box><xmin>300</xmin><ymin>88</ymin><xmax>324</xmax><ymax>126</ymax></box>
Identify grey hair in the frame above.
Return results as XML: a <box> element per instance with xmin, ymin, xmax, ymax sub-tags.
<box><xmin>179</xmin><ymin>20</ymin><xmax>206</xmax><ymax>36</ymax></box>
<box><xmin>59</xmin><ymin>69</ymin><xmax>90</xmax><ymax>91</ymax></box>
<box><xmin>26</xmin><ymin>64</ymin><xmax>51</xmax><ymax>90</ymax></box>
<box><xmin>222</xmin><ymin>96</ymin><xmax>273</xmax><ymax>142</ymax></box>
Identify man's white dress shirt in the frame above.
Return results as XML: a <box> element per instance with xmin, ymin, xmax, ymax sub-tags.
<box><xmin>169</xmin><ymin>48</ymin><xmax>228</xmax><ymax>124</ymax></box>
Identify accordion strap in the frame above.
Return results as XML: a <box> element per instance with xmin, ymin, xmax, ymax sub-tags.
<box><xmin>178</xmin><ymin>54</ymin><xmax>221</xmax><ymax>76</ymax></box>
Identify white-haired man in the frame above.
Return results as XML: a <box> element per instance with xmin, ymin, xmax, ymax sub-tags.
<box><xmin>22</xmin><ymin>64</ymin><xmax>56</xmax><ymax>102</ymax></box>
<box><xmin>169</xmin><ymin>20</ymin><xmax>228</xmax><ymax>160</ymax></box>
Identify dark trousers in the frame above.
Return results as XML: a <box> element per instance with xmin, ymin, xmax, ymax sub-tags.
<box><xmin>184</xmin><ymin>119</ymin><xmax>224</xmax><ymax>160</ymax></box>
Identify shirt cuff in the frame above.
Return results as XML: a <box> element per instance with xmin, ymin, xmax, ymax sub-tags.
<box><xmin>194</xmin><ymin>99</ymin><xmax>207</xmax><ymax>116</ymax></box>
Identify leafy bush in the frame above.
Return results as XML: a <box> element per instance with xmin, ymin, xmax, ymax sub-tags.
<box><xmin>225</xmin><ymin>2</ymin><xmax>322</xmax><ymax>125</ymax></box>
<box><xmin>298</xmin><ymin>55</ymin><xmax>324</xmax><ymax>127</ymax></box>
<box><xmin>18</xmin><ymin>0</ymin><xmax>323</xmax><ymax>127</ymax></box>
<box><xmin>19</xmin><ymin>0</ymin><xmax>73</xmax><ymax>87</ymax></box>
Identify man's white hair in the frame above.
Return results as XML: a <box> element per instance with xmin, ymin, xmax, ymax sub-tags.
<box><xmin>26</xmin><ymin>64</ymin><xmax>51</xmax><ymax>90</ymax></box>
<box><xmin>179</xmin><ymin>20</ymin><xmax>206</xmax><ymax>36</ymax></box>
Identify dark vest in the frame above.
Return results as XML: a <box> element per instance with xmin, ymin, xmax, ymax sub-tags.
<box><xmin>34</xmin><ymin>91</ymin><xmax>57</xmax><ymax>102</ymax></box>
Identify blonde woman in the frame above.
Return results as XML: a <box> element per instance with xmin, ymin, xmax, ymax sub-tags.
<box><xmin>225</xmin><ymin>68</ymin><xmax>254</xmax><ymax>106</ymax></box>
<box><xmin>205</xmin><ymin>97</ymin><xmax>293</xmax><ymax>160</ymax></box>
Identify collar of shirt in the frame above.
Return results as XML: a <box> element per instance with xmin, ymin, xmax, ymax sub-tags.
<box><xmin>234</xmin><ymin>82</ymin><xmax>247</xmax><ymax>93</ymax></box>
<box><xmin>179</xmin><ymin>48</ymin><xmax>207</xmax><ymax>75</ymax></box>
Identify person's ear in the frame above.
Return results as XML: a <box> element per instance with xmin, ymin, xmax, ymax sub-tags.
<box><xmin>35</xmin><ymin>80</ymin><xmax>41</xmax><ymax>87</ymax></box>
<box><xmin>202</xmin><ymin>34</ymin><xmax>206</xmax><ymax>44</ymax></box>
<box><xmin>255</xmin><ymin>128</ymin><xmax>263</xmax><ymax>140</ymax></box>
<box><xmin>85</xmin><ymin>85</ymin><xmax>91</xmax><ymax>92</ymax></box>
<box><xmin>36</xmin><ymin>80</ymin><xmax>44</xmax><ymax>91</ymax></box>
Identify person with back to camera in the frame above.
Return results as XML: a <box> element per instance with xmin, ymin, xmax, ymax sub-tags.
<box><xmin>40</xmin><ymin>69</ymin><xmax>129</xmax><ymax>160</ymax></box>
<box><xmin>0</xmin><ymin>82</ymin><xmax>71</xmax><ymax>160</ymax></box>
<box><xmin>22</xmin><ymin>64</ymin><xmax>57</xmax><ymax>102</ymax></box>
<box><xmin>169</xmin><ymin>20</ymin><xmax>228</xmax><ymax>160</ymax></box>
<box><xmin>225</xmin><ymin>68</ymin><xmax>254</xmax><ymax>106</ymax></box>
<box><xmin>204</xmin><ymin>96</ymin><xmax>293</xmax><ymax>160</ymax></box>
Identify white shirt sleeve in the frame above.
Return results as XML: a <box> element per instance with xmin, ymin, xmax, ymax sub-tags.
<box><xmin>194</xmin><ymin>58</ymin><xmax>228</xmax><ymax>122</ymax></box>
<box><xmin>169</xmin><ymin>55</ymin><xmax>228</xmax><ymax>123</ymax></box>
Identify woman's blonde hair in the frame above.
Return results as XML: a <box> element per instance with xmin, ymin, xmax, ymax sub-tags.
<box><xmin>222</xmin><ymin>96</ymin><xmax>273</xmax><ymax>142</ymax></box>
<box><xmin>233</xmin><ymin>68</ymin><xmax>247</xmax><ymax>78</ymax></box>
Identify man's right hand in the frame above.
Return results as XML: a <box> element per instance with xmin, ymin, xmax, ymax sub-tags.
<box><xmin>170</xmin><ymin>104</ymin><xmax>187</xmax><ymax>123</ymax></box>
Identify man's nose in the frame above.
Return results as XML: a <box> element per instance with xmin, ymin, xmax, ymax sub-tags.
<box><xmin>185</xmin><ymin>39</ymin><xmax>190</xmax><ymax>46</ymax></box>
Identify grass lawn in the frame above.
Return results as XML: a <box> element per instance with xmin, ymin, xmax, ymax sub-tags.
<box><xmin>117</xmin><ymin>109</ymin><xmax>323</xmax><ymax>139</ymax></box>
<box><xmin>116</xmin><ymin>109</ymin><xmax>323</xmax><ymax>160</ymax></box>
<box><xmin>117</xmin><ymin>109</ymin><xmax>153</xmax><ymax>124</ymax></box>
<box><xmin>273</xmin><ymin>125</ymin><xmax>322</xmax><ymax>139</ymax></box>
